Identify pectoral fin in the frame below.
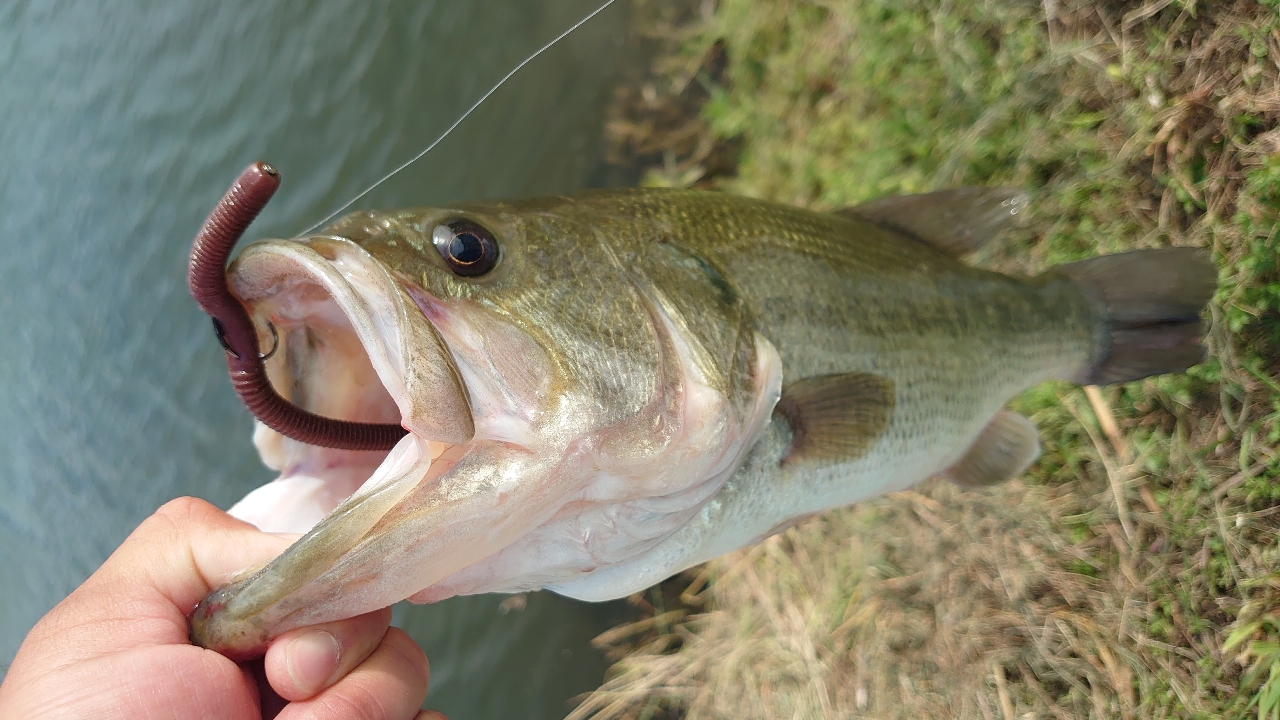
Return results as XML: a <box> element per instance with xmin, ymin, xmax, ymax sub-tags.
<box><xmin>945</xmin><ymin>410</ymin><xmax>1040</xmax><ymax>488</ymax></box>
<box><xmin>776</xmin><ymin>372</ymin><xmax>894</xmax><ymax>465</ymax></box>
<box><xmin>836</xmin><ymin>187</ymin><xmax>1027</xmax><ymax>257</ymax></box>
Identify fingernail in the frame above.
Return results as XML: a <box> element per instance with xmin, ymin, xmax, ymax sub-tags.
<box><xmin>285</xmin><ymin>630</ymin><xmax>340</xmax><ymax>695</ymax></box>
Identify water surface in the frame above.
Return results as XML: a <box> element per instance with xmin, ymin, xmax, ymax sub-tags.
<box><xmin>0</xmin><ymin>1</ymin><xmax>636</xmax><ymax>716</ymax></box>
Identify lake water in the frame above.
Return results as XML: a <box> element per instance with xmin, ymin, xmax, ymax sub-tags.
<box><xmin>0</xmin><ymin>1</ymin><xmax>640</xmax><ymax>716</ymax></box>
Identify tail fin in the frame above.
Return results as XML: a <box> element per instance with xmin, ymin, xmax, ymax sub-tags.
<box><xmin>1058</xmin><ymin>248</ymin><xmax>1216</xmax><ymax>385</ymax></box>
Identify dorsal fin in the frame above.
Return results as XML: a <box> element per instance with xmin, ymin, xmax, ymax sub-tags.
<box><xmin>776</xmin><ymin>372</ymin><xmax>895</xmax><ymax>466</ymax></box>
<box><xmin>944</xmin><ymin>410</ymin><xmax>1040</xmax><ymax>488</ymax></box>
<box><xmin>835</xmin><ymin>188</ymin><xmax>1028</xmax><ymax>257</ymax></box>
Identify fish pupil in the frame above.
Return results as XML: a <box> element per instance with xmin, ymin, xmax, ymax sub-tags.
<box><xmin>449</xmin><ymin>234</ymin><xmax>484</xmax><ymax>264</ymax></box>
<box><xmin>433</xmin><ymin>219</ymin><xmax>499</xmax><ymax>276</ymax></box>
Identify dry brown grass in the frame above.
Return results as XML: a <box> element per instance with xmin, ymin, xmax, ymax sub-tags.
<box><xmin>573</xmin><ymin>0</ymin><xmax>1280</xmax><ymax>718</ymax></box>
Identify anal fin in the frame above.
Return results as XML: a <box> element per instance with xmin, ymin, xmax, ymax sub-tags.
<box><xmin>776</xmin><ymin>372</ymin><xmax>895</xmax><ymax>466</ymax></box>
<box><xmin>945</xmin><ymin>410</ymin><xmax>1040</xmax><ymax>488</ymax></box>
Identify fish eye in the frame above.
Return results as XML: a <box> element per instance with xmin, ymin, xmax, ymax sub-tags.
<box><xmin>432</xmin><ymin>219</ymin><xmax>500</xmax><ymax>277</ymax></box>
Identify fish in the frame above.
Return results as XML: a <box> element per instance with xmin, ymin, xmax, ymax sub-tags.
<box><xmin>189</xmin><ymin>183</ymin><xmax>1215</xmax><ymax>658</ymax></box>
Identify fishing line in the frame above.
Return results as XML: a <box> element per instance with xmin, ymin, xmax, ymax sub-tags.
<box><xmin>298</xmin><ymin>0</ymin><xmax>620</xmax><ymax>236</ymax></box>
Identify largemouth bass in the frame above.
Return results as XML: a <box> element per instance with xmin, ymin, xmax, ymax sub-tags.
<box><xmin>190</xmin><ymin>180</ymin><xmax>1214</xmax><ymax>657</ymax></box>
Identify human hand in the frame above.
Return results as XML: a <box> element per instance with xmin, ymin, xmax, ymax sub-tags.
<box><xmin>0</xmin><ymin>497</ymin><xmax>444</xmax><ymax>720</ymax></box>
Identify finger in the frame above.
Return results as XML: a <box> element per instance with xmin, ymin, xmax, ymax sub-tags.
<box><xmin>264</xmin><ymin>607</ymin><xmax>393</xmax><ymax>701</ymax></box>
<box><xmin>29</xmin><ymin>498</ymin><xmax>294</xmax><ymax>659</ymax></box>
<box><xmin>129</xmin><ymin>497</ymin><xmax>296</xmax><ymax>611</ymax></box>
<box><xmin>416</xmin><ymin>711</ymin><xmax>448</xmax><ymax>720</ymax></box>
<box><xmin>276</xmin><ymin>627</ymin><xmax>429</xmax><ymax>720</ymax></box>
<box><xmin>244</xmin><ymin>658</ymin><xmax>288</xmax><ymax>719</ymax></box>
<box><xmin>80</xmin><ymin>497</ymin><xmax>293</xmax><ymax>615</ymax></box>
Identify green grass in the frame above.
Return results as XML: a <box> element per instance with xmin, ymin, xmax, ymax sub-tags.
<box><xmin>581</xmin><ymin>0</ymin><xmax>1280</xmax><ymax>718</ymax></box>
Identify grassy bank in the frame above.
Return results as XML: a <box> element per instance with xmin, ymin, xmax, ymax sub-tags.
<box><xmin>575</xmin><ymin>1</ymin><xmax>1280</xmax><ymax>718</ymax></box>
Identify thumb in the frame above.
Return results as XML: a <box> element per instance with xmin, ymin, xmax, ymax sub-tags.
<box><xmin>107</xmin><ymin>496</ymin><xmax>296</xmax><ymax>615</ymax></box>
<box><xmin>37</xmin><ymin>497</ymin><xmax>294</xmax><ymax>657</ymax></box>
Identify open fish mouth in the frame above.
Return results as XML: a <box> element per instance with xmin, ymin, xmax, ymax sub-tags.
<box><xmin>224</xmin><ymin>237</ymin><xmax>475</xmax><ymax>536</ymax></box>
<box><xmin>191</xmin><ymin>236</ymin><xmax>483</xmax><ymax>658</ymax></box>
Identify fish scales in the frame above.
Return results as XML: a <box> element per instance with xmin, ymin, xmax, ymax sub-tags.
<box><xmin>409</xmin><ymin>188</ymin><xmax>1101</xmax><ymax>598</ymax></box>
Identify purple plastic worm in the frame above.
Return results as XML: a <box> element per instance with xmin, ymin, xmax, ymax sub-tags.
<box><xmin>187</xmin><ymin>162</ymin><xmax>408</xmax><ymax>451</ymax></box>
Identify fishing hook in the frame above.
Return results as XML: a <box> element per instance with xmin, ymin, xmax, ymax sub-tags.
<box><xmin>257</xmin><ymin>321</ymin><xmax>279</xmax><ymax>362</ymax></box>
<box><xmin>211</xmin><ymin>317</ymin><xmax>276</xmax><ymax>361</ymax></box>
<box><xmin>188</xmin><ymin>162</ymin><xmax>409</xmax><ymax>451</ymax></box>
